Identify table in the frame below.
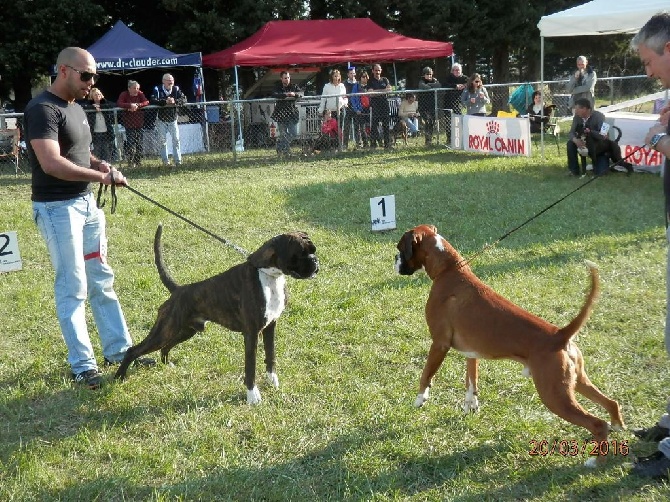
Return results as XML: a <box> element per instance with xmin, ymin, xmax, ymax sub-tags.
<box><xmin>606</xmin><ymin>111</ymin><xmax>665</xmax><ymax>173</ymax></box>
<box><xmin>142</xmin><ymin>123</ymin><xmax>206</xmax><ymax>156</ymax></box>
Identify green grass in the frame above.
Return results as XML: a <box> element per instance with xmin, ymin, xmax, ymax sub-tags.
<box><xmin>1</xmin><ymin>145</ymin><xmax>669</xmax><ymax>500</ymax></box>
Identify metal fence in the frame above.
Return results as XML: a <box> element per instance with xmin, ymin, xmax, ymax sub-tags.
<box><xmin>0</xmin><ymin>75</ymin><xmax>664</xmax><ymax>174</ymax></box>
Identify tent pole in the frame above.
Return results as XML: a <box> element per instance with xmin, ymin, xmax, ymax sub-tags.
<box><xmin>234</xmin><ymin>65</ymin><xmax>244</xmax><ymax>152</ymax></box>
<box><xmin>393</xmin><ymin>63</ymin><xmax>398</xmax><ymax>88</ymax></box>
<box><xmin>540</xmin><ymin>36</ymin><xmax>545</xmax><ymax>159</ymax></box>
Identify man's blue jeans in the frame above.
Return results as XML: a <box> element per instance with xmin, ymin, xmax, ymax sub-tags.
<box><xmin>157</xmin><ymin>119</ymin><xmax>182</xmax><ymax>165</ymax></box>
<box><xmin>277</xmin><ymin>121</ymin><xmax>298</xmax><ymax>154</ymax></box>
<box><xmin>567</xmin><ymin>140</ymin><xmax>609</xmax><ymax>175</ymax></box>
<box><xmin>32</xmin><ymin>193</ymin><xmax>132</xmax><ymax>374</ymax></box>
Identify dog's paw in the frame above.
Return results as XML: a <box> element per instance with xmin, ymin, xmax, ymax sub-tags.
<box><xmin>584</xmin><ymin>457</ymin><xmax>599</xmax><ymax>468</ymax></box>
<box><xmin>462</xmin><ymin>395</ymin><xmax>480</xmax><ymax>413</ymax></box>
<box><xmin>247</xmin><ymin>386</ymin><xmax>262</xmax><ymax>405</ymax></box>
<box><xmin>266</xmin><ymin>372</ymin><xmax>279</xmax><ymax>388</ymax></box>
<box><xmin>414</xmin><ymin>389</ymin><xmax>430</xmax><ymax>408</ymax></box>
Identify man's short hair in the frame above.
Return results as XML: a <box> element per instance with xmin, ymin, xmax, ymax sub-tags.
<box><xmin>280</xmin><ymin>70</ymin><xmax>290</xmax><ymax>78</ymax></box>
<box><xmin>422</xmin><ymin>66</ymin><xmax>433</xmax><ymax>75</ymax></box>
<box><xmin>451</xmin><ymin>63</ymin><xmax>462</xmax><ymax>71</ymax></box>
<box><xmin>574</xmin><ymin>98</ymin><xmax>592</xmax><ymax>109</ymax></box>
<box><xmin>631</xmin><ymin>13</ymin><xmax>670</xmax><ymax>54</ymax></box>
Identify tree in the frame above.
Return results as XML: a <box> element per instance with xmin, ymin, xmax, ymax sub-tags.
<box><xmin>0</xmin><ymin>0</ymin><xmax>106</xmax><ymax>110</ymax></box>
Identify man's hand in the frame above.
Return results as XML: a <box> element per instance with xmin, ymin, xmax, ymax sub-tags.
<box><xmin>104</xmin><ymin>168</ymin><xmax>127</xmax><ymax>186</ymax></box>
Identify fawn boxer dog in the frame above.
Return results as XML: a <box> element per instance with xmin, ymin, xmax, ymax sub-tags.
<box><xmin>392</xmin><ymin>120</ymin><xmax>409</xmax><ymax>146</ymax></box>
<box><xmin>395</xmin><ymin>224</ymin><xmax>624</xmax><ymax>466</ymax></box>
<box><xmin>114</xmin><ymin>225</ymin><xmax>319</xmax><ymax>404</ymax></box>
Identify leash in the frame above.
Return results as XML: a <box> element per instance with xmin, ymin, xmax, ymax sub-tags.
<box><xmin>456</xmin><ymin>143</ymin><xmax>648</xmax><ymax>269</ymax></box>
<box><xmin>97</xmin><ymin>175</ymin><xmax>249</xmax><ymax>257</ymax></box>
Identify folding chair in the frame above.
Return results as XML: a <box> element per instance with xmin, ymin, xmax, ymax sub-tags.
<box><xmin>0</xmin><ymin>128</ymin><xmax>20</xmax><ymax>175</ymax></box>
<box><xmin>544</xmin><ymin>115</ymin><xmax>561</xmax><ymax>153</ymax></box>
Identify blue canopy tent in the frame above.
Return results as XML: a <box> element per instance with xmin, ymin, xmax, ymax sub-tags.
<box><xmin>88</xmin><ymin>20</ymin><xmax>202</xmax><ymax>73</ymax></box>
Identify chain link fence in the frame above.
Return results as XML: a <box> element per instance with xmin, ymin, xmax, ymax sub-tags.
<box><xmin>0</xmin><ymin>75</ymin><xmax>665</xmax><ymax>174</ymax></box>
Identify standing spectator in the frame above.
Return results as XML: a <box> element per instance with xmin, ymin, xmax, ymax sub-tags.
<box><xmin>566</xmin><ymin>56</ymin><xmax>597</xmax><ymax>109</ymax></box>
<box><xmin>398</xmin><ymin>93</ymin><xmax>420</xmax><ymax>136</ymax></box>
<box><xmin>151</xmin><ymin>73</ymin><xmax>187</xmax><ymax>167</ymax></box>
<box><xmin>271</xmin><ymin>70</ymin><xmax>303</xmax><ymax>159</ymax></box>
<box><xmin>24</xmin><ymin>47</ymin><xmax>154</xmax><ymax>390</ymax></box>
<box><xmin>318</xmin><ymin>68</ymin><xmax>348</xmax><ymax>145</ymax></box>
<box><xmin>629</xmin><ymin>13</ymin><xmax>670</xmax><ymax>480</ymax></box>
<box><xmin>82</xmin><ymin>88</ymin><xmax>115</xmax><ymax>163</ymax></box>
<box><xmin>368</xmin><ymin>63</ymin><xmax>392</xmax><ymax>149</ymax></box>
<box><xmin>343</xmin><ymin>66</ymin><xmax>357</xmax><ymax>149</ymax></box>
<box><xmin>349</xmin><ymin>70</ymin><xmax>371</xmax><ymax>149</ymax></box>
<box><xmin>418</xmin><ymin>66</ymin><xmax>441</xmax><ymax>146</ymax></box>
<box><xmin>461</xmin><ymin>73</ymin><xmax>490</xmax><ymax>116</ymax></box>
<box><xmin>444</xmin><ymin>63</ymin><xmax>468</xmax><ymax>115</ymax></box>
<box><xmin>117</xmin><ymin>80</ymin><xmax>149</xmax><ymax>168</ymax></box>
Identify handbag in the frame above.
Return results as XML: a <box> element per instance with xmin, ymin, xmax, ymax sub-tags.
<box><xmin>360</xmin><ymin>94</ymin><xmax>370</xmax><ymax>109</ymax></box>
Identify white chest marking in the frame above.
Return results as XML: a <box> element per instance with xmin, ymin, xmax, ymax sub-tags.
<box><xmin>457</xmin><ymin>350</ymin><xmax>482</xmax><ymax>359</ymax></box>
<box><xmin>258</xmin><ymin>268</ymin><xmax>286</xmax><ymax>324</ymax></box>
<box><xmin>434</xmin><ymin>234</ymin><xmax>446</xmax><ymax>252</ymax></box>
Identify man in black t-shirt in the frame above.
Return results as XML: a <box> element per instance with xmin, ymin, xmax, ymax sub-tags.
<box><xmin>25</xmin><ymin>47</ymin><xmax>153</xmax><ymax>390</ymax></box>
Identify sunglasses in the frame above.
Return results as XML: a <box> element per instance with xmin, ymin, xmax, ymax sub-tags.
<box><xmin>66</xmin><ymin>65</ymin><xmax>99</xmax><ymax>83</ymax></box>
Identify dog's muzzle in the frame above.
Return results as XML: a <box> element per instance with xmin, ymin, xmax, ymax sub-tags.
<box><xmin>290</xmin><ymin>254</ymin><xmax>319</xmax><ymax>279</ymax></box>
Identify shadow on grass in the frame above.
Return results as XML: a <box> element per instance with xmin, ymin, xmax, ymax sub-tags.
<box><xmin>25</xmin><ymin>419</ymin><xmax>648</xmax><ymax>500</ymax></box>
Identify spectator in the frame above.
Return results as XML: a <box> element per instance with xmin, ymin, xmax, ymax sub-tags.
<box><xmin>461</xmin><ymin>73</ymin><xmax>490</xmax><ymax>116</ymax></box>
<box><xmin>349</xmin><ymin>70</ymin><xmax>371</xmax><ymax>149</ymax></box>
<box><xmin>312</xmin><ymin>110</ymin><xmax>340</xmax><ymax>154</ymax></box>
<box><xmin>343</xmin><ymin>66</ymin><xmax>358</xmax><ymax>149</ymax></box>
<box><xmin>24</xmin><ymin>47</ymin><xmax>155</xmax><ymax>390</ymax></box>
<box><xmin>566</xmin><ymin>56</ymin><xmax>596</xmax><ymax>109</ymax></box>
<box><xmin>444</xmin><ymin>62</ymin><xmax>468</xmax><ymax>115</ymax></box>
<box><xmin>398</xmin><ymin>93</ymin><xmax>420</xmax><ymax>136</ymax></box>
<box><xmin>566</xmin><ymin>98</ymin><xmax>610</xmax><ymax>177</ymax></box>
<box><xmin>82</xmin><ymin>88</ymin><xmax>115</xmax><ymax>163</ymax></box>
<box><xmin>418</xmin><ymin>66</ymin><xmax>441</xmax><ymax>146</ymax></box>
<box><xmin>629</xmin><ymin>13</ymin><xmax>670</xmax><ymax>480</ymax></box>
<box><xmin>367</xmin><ymin>63</ymin><xmax>392</xmax><ymax>149</ymax></box>
<box><xmin>117</xmin><ymin>80</ymin><xmax>149</xmax><ymax>168</ymax></box>
<box><xmin>150</xmin><ymin>73</ymin><xmax>187</xmax><ymax>167</ymax></box>
<box><xmin>271</xmin><ymin>70</ymin><xmax>303</xmax><ymax>159</ymax></box>
<box><xmin>318</xmin><ymin>68</ymin><xmax>348</xmax><ymax>146</ymax></box>
<box><xmin>526</xmin><ymin>90</ymin><xmax>556</xmax><ymax>134</ymax></box>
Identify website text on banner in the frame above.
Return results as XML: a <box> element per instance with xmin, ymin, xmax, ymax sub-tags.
<box><xmin>461</xmin><ymin>116</ymin><xmax>532</xmax><ymax>157</ymax></box>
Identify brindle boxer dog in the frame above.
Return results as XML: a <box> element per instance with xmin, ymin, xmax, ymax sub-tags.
<box><xmin>395</xmin><ymin>224</ymin><xmax>624</xmax><ymax>466</ymax></box>
<box><xmin>115</xmin><ymin>225</ymin><xmax>319</xmax><ymax>404</ymax></box>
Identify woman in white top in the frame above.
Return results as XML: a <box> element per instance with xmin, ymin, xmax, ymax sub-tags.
<box><xmin>83</xmin><ymin>87</ymin><xmax>115</xmax><ymax>162</ymax></box>
<box><xmin>318</xmin><ymin>69</ymin><xmax>348</xmax><ymax>119</ymax></box>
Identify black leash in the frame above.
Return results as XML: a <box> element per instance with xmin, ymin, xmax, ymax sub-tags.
<box><xmin>456</xmin><ymin>143</ymin><xmax>648</xmax><ymax>269</ymax></box>
<box><xmin>97</xmin><ymin>176</ymin><xmax>249</xmax><ymax>257</ymax></box>
<box><xmin>96</xmin><ymin>174</ymin><xmax>117</xmax><ymax>214</ymax></box>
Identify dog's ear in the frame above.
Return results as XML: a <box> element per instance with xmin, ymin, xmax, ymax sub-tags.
<box><xmin>247</xmin><ymin>243</ymin><xmax>275</xmax><ymax>269</ymax></box>
<box><xmin>428</xmin><ymin>225</ymin><xmax>438</xmax><ymax>234</ymax></box>
<box><xmin>402</xmin><ymin>230</ymin><xmax>415</xmax><ymax>260</ymax></box>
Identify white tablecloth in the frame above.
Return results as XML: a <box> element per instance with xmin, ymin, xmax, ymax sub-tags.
<box><xmin>142</xmin><ymin>123</ymin><xmax>205</xmax><ymax>156</ymax></box>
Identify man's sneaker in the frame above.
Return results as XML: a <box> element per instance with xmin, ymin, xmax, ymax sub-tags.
<box><xmin>72</xmin><ymin>369</ymin><xmax>103</xmax><ymax>390</ymax></box>
<box><xmin>103</xmin><ymin>357</ymin><xmax>157</xmax><ymax>368</ymax></box>
<box><xmin>632</xmin><ymin>451</ymin><xmax>670</xmax><ymax>480</ymax></box>
<box><xmin>633</xmin><ymin>424</ymin><xmax>670</xmax><ymax>442</ymax></box>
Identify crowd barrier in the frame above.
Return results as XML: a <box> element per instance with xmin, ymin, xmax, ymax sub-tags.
<box><xmin>0</xmin><ymin>75</ymin><xmax>662</xmax><ymax>172</ymax></box>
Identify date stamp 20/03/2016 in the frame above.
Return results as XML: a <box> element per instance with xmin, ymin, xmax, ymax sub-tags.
<box><xmin>529</xmin><ymin>439</ymin><xmax>629</xmax><ymax>457</ymax></box>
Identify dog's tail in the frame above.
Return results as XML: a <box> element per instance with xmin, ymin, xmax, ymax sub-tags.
<box><xmin>154</xmin><ymin>224</ymin><xmax>179</xmax><ymax>293</ymax></box>
<box><xmin>554</xmin><ymin>260</ymin><xmax>600</xmax><ymax>348</ymax></box>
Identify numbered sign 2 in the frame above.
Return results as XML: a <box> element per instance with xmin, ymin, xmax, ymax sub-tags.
<box><xmin>0</xmin><ymin>231</ymin><xmax>23</xmax><ymax>273</ymax></box>
<box><xmin>370</xmin><ymin>195</ymin><xmax>396</xmax><ymax>231</ymax></box>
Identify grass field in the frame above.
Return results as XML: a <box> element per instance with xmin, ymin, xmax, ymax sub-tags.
<box><xmin>1</xmin><ymin>144</ymin><xmax>670</xmax><ymax>500</ymax></box>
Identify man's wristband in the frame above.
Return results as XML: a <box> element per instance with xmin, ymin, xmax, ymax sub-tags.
<box><xmin>650</xmin><ymin>133</ymin><xmax>668</xmax><ymax>151</ymax></box>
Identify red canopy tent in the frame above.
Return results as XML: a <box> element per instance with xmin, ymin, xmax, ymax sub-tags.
<box><xmin>203</xmin><ymin>18</ymin><xmax>453</xmax><ymax>68</ymax></box>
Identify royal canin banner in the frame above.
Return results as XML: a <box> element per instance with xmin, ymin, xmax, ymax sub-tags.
<box><xmin>462</xmin><ymin>116</ymin><xmax>531</xmax><ymax>157</ymax></box>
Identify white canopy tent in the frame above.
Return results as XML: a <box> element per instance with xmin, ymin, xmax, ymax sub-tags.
<box><xmin>536</xmin><ymin>0</ymin><xmax>669</xmax><ymax>155</ymax></box>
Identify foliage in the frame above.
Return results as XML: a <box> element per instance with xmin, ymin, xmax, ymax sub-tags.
<box><xmin>1</xmin><ymin>147</ymin><xmax>670</xmax><ymax>500</ymax></box>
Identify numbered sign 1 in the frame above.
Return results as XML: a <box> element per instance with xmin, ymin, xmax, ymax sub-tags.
<box><xmin>0</xmin><ymin>231</ymin><xmax>23</xmax><ymax>273</ymax></box>
<box><xmin>370</xmin><ymin>195</ymin><xmax>396</xmax><ymax>231</ymax></box>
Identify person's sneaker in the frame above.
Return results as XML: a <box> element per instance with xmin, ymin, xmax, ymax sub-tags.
<box><xmin>103</xmin><ymin>357</ymin><xmax>157</xmax><ymax>368</ymax></box>
<box><xmin>632</xmin><ymin>451</ymin><xmax>670</xmax><ymax>479</ymax></box>
<box><xmin>72</xmin><ymin>369</ymin><xmax>103</xmax><ymax>390</ymax></box>
<box><xmin>633</xmin><ymin>424</ymin><xmax>670</xmax><ymax>442</ymax></box>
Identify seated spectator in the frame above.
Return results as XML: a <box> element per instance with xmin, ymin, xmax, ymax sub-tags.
<box><xmin>312</xmin><ymin>111</ymin><xmax>340</xmax><ymax>154</ymax></box>
<box><xmin>398</xmin><ymin>93</ymin><xmax>420</xmax><ymax>135</ymax></box>
<box><xmin>567</xmin><ymin>98</ymin><xmax>620</xmax><ymax>177</ymax></box>
<box><xmin>526</xmin><ymin>90</ymin><xmax>556</xmax><ymax>134</ymax></box>
<box><xmin>461</xmin><ymin>73</ymin><xmax>490</xmax><ymax>116</ymax></box>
